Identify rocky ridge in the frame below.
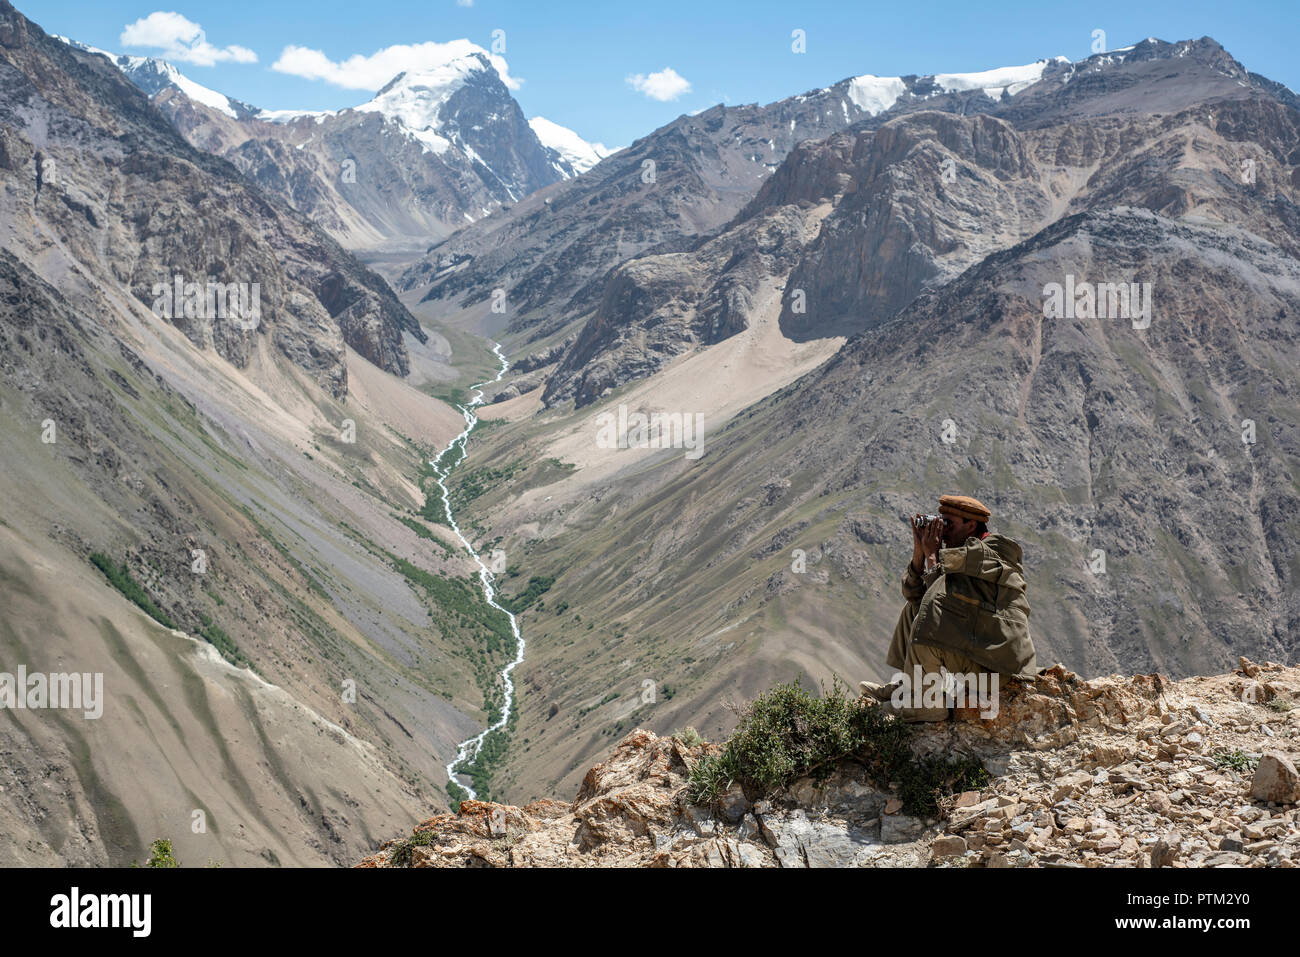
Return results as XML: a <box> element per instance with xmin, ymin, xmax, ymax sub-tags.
<box><xmin>543</xmin><ymin>38</ymin><xmax>1300</xmax><ymax>405</ymax></box>
<box><xmin>360</xmin><ymin>660</ymin><xmax>1300</xmax><ymax>867</ymax></box>
<box><xmin>396</xmin><ymin>56</ymin><xmax>1074</xmax><ymax>340</ymax></box>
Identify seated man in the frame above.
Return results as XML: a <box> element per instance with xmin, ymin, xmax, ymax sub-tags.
<box><xmin>860</xmin><ymin>495</ymin><xmax>1037</xmax><ymax>721</ymax></box>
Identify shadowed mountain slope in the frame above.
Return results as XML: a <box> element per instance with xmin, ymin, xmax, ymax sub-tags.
<box><xmin>0</xmin><ymin>1</ymin><xmax>514</xmax><ymax>865</ymax></box>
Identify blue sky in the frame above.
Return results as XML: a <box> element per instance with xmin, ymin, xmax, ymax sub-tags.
<box><xmin>20</xmin><ymin>0</ymin><xmax>1300</xmax><ymax>148</ymax></box>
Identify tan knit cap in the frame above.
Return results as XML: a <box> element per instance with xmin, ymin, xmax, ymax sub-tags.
<box><xmin>938</xmin><ymin>494</ymin><xmax>990</xmax><ymax>523</ymax></box>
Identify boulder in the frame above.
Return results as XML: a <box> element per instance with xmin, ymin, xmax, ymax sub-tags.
<box><xmin>880</xmin><ymin>813</ymin><xmax>924</xmax><ymax>844</ymax></box>
<box><xmin>718</xmin><ymin>784</ymin><xmax>749</xmax><ymax>824</ymax></box>
<box><xmin>932</xmin><ymin>835</ymin><xmax>968</xmax><ymax>857</ymax></box>
<box><xmin>1250</xmin><ymin>752</ymin><xmax>1300</xmax><ymax>804</ymax></box>
<box><xmin>760</xmin><ymin>809</ymin><xmax>879</xmax><ymax>867</ymax></box>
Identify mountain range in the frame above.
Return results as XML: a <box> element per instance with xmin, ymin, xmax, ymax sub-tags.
<box><xmin>2</xmin><ymin>0</ymin><xmax>1298</xmax><ymax>862</ymax></box>
<box><xmin>57</xmin><ymin>33</ymin><xmax>608</xmax><ymax>250</ymax></box>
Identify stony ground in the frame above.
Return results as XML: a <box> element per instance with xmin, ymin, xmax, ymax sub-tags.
<box><xmin>359</xmin><ymin>658</ymin><xmax>1300</xmax><ymax>868</ymax></box>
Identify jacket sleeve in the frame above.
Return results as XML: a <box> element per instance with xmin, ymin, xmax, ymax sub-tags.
<box><xmin>901</xmin><ymin>561</ymin><xmax>927</xmax><ymax>604</ymax></box>
<box><xmin>902</xmin><ymin>560</ymin><xmax>945</xmax><ymax>604</ymax></box>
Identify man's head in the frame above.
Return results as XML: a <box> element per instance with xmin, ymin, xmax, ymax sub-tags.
<box><xmin>938</xmin><ymin>495</ymin><xmax>990</xmax><ymax>547</ymax></box>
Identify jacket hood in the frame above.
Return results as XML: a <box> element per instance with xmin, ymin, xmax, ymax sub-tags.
<box><xmin>981</xmin><ymin>533</ymin><xmax>1023</xmax><ymax>568</ymax></box>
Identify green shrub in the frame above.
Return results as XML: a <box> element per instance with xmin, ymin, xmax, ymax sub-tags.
<box><xmin>446</xmin><ymin>779</ymin><xmax>469</xmax><ymax>812</ymax></box>
<box><xmin>688</xmin><ymin>678</ymin><xmax>987</xmax><ymax>817</ymax></box>
<box><xmin>672</xmin><ymin>727</ymin><xmax>704</xmax><ymax>747</ymax></box>
<box><xmin>392</xmin><ymin>513</ymin><xmax>456</xmax><ymax>557</ymax></box>
<box><xmin>417</xmin><ymin>489</ymin><xmax>451</xmax><ymax>527</ymax></box>
<box><xmin>450</xmin><ymin>712</ymin><xmax>518</xmax><ymax>801</ymax></box>
<box><xmin>92</xmin><ymin>553</ymin><xmax>250</xmax><ymax>667</ymax></box>
<box><xmin>1212</xmin><ymin>748</ymin><xmax>1258</xmax><ymax>773</ymax></box>
<box><xmin>389</xmin><ymin>554</ymin><xmax>513</xmax><ymax>654</ymax></box>
<box><xmin>389</xmin><ymin>829</ymin><xmax>435</xmax><ymax>867</ymax></box>
<box><xmin>196</xmin><ymin>620</ymin><xmax>249</xmax><ymax>669</ymax></box>
<box><xmin>89</xmin><ymin>553</ymin><xmax>174</xmax><ymax>629</ymax></box>
<box><xmin>452</xmin><ymin>460</ymin><xmax>527</xmax><ymax>505</ymax></box>
<box><xmin>501</xmin><ymin>575</ymin><xmax>555</xmax><ymax>614</ymax></box>
<box><xmin>134</xmin><ymin>838</ymin><xmax>179</xmax><ymax>868</ymax></box>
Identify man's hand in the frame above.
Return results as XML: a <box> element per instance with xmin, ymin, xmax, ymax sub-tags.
<box><xmin>921</xmin><ymin>518</ymin><xmax>944</xmax><ymax>570</ymax></box>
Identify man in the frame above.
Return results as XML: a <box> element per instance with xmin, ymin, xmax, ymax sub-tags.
<box><xmin>860</xmin><ymin>494</ymin><xmax>1036</xmax><ymax>721</ymax></box>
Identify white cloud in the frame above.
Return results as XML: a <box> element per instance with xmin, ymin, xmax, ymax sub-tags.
<box><xmin>120</xmin><ymin>12</ymin><xmax>257</xmax><ymax>66</ymax></box>
<box><xmin>272</xmin><ymin>39</ymin><xmax>520</xmax><ymax>91</ymax></box>
<box><xmin>626</xmin><ymin>67</ymin><xmax>691</xmax><ymax>102</ymax></box>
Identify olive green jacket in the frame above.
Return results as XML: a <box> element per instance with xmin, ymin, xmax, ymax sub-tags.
<box><xmin>902</xmin><ymin>534</ymin><xmax>1037</xmax><ymax>678</ymax></box>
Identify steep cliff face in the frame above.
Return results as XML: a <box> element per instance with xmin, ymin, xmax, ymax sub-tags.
<box><xmin>360</xmin><ymin>661</ymin><xmax>1300</xmax><ymax>867</ymax></box>
<box><xmin>777</xmin><ymin>112</ymin><xmax>1047</xmax><ymax>342</ymax></box>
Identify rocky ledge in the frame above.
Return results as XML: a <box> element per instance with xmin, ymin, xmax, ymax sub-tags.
<box><xmin>358</xmin><ymin>659</ymin><xmax>1300</xmax><ymax>868</ymax></box>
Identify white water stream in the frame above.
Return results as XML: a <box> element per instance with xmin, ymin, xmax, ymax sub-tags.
<box><xmin>432</xmin><ymin>343</ymin><xmax>522</xmax><ymax>800</ymax></box>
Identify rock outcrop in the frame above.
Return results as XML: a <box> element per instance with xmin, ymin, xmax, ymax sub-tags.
<box><xmin>360</xmin><ymin>660</ymin><xmax>1300</xmax><ymax>867</ymax></box>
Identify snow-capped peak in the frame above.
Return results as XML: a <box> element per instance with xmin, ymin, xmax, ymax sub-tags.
<box><xmin>529</xmin><ymin>116</ymin><xmax>611</xmax><ymax>175</ymax></box>
<box><xmin>932</xmin><ymin>57</ymin><xmax>1070</xmax><ymax>99</ymax></box>
<box><xmin>839</xmin><ymin>56</ymin><xmax>1072</xmax><ymax>116</ymax></box>
<box><xmin>355</xmin><ymin>46</ymin><xmax>496</xmax><ymax>133</ymax></box>
<box><xmin>55</xmin><ymin>35</ymin><xmax>244</xmax><ymax>118</ymax></box>
<box><xmin>256</xmin><ymin>108</ymin><xmax>335</xmax><ymax>125</ymax></box>
<box><xmin>122</xmin><ymin>56</ymin><xmax>243</xmax><ymax>117</ymax></box>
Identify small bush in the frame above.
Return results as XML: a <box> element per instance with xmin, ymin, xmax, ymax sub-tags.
<box><xmin>687</xmin><ymin>678</ymin><xmax>987</xmax><ymax>817</ymax></box>
<box><xmin>1212</xmin><ymin>748</ymin><xmax>1258</xmax><ymax>773</ymax></box>
<box><xmin>134</xmin><ymin>838</ymin><xmax>179</xmax><ymax>868</ymax></box>
<box><xmin>389</xmin><ymin>829</ymin><xmax>435</xmax><ymax>867</ymax></box>
<box><xmin>446</xmin><ymin>779</ymin><xmax>469</xmax><ymax>811</ymax></box>
<box><xmin>196</xmin><ymin>620</ymin><xmax>249</xmax><ymax>669</ymax></box>
<box><xmin>501</xmin><ymin>575</ymin><xmax>555</xmax><ymax>614</ymax></box>
<box><xmin>672</xmin><ymin>727</ymin><xmax>704</xmax><ymax>747</ymax></box>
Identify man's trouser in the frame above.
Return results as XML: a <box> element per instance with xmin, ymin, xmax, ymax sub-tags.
<box><xmin>883</xmin><ymin>601</ymin><xmax>987</xmax><ymax>720</ymax></box>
